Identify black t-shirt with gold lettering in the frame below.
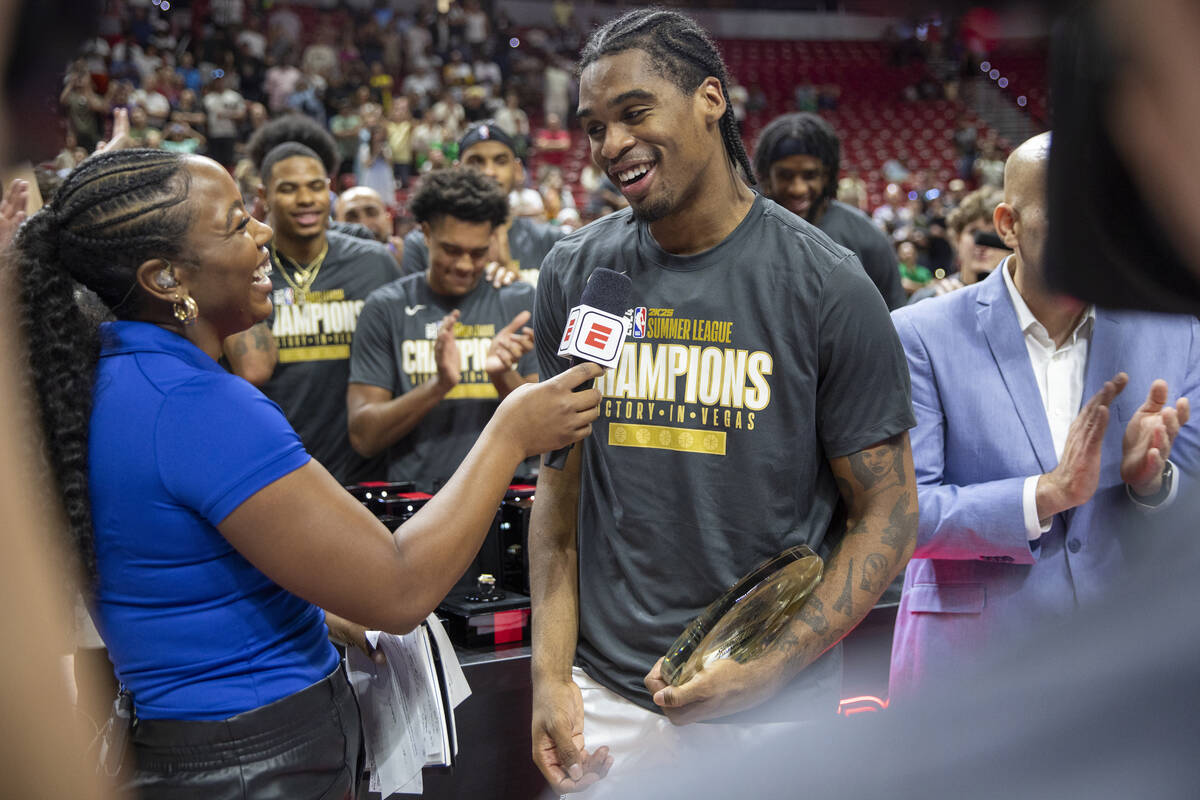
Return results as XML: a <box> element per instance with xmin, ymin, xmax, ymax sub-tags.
<box><xmin>262</xmin><ymin>230</ymin><xmax>400</xmax><ymax>484</ymax></box>
<box><xmin>534</xmin><ymin>196</ymin><xmax>915</xmax><ymax>719</ymax></box>
<box><xmin>349</xmin><ymin>274</ymin><xmax>536</xmax><ymax>491</ymax></box>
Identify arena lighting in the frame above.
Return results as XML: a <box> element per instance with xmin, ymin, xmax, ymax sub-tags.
<box><xmin>162</xmin><ymin>1</ymin><xmax>170</xmax><ymax>8</ymax></box>
<box><xmin>837</xmin><ymin>695</ymin><xmax>890</xmax><ymax>716</ymax></box>
<box><xmin>907</xmin><ymin>190</ymin><xmax>918</xmax><ymax>201</ymax></box>
<box><xmin>509</xmin><ymin>37</ymin><xmax>520</xmax><ymax>48</ymax></box>
<box><xmin>989</xmin><ymin>68</ymin><xmax>1000</xmax><ymax>80</ymax></box>
<box><xmin>997</xmin><ymin>77</ymin><xmax>1009</xmax><ymax>88</ymax></box>
<box><xmin>980</xmin><ymin>61</ymin><xmax>991</xmax><ymax>72</ymax></box>
<box><xmin>1017</xmin><ymin>96</ymin><xmax>1028</xmax><ymax>107</ymax></box>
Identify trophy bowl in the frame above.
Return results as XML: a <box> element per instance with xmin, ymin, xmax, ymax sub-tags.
<box><xmin>660</xmin><ymin>545</ymin><xmax>824</xmax><ymax>687</ymax></box>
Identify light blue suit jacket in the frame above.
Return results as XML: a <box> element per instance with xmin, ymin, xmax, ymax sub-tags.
<box><xmin>888</xmin><ymin>265</ymin><xmax>1200</xmax><ymax>701</ymax></box>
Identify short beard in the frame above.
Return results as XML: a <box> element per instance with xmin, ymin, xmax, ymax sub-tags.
<box><xmin>629</xmin><ymin>194</ymin><xmax>674</xmax><ymax>224</ymax></box>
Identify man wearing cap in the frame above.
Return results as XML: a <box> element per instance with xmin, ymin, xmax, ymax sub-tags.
<box><xmin>348</xmin><ymin>166</ymin><xmax>540</xmax><ymax>491</ymax></box>
<box><xmin>401</xmin><ymin>120</ymin><xmax>566</xmax><ymax>287</ymax></box>
<box><xmin>754</xmin><ymin>113</ymin><xmax>906</xmax><ymax>310</ymax></box>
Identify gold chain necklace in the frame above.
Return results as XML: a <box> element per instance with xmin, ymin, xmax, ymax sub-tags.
<box><xmin>271</xmin><ymin>241</ymin><xmax>329</xmax><ymax>305</ymax></box>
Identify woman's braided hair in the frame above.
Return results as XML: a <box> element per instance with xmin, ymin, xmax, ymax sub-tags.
<box><xmin>9</xmin><ymin>148</ymin><xmax>192</xmax><ymax>588</ymax></box>
<box><xmin>578</xmin><ymin>8</ymin><xmax>756</xmax><ymax>185</ymax></box>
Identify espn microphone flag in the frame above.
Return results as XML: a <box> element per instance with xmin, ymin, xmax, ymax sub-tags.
<box><xmin>556</xmin><ymin>268</ymin><xmax>632</xmax><ymax>369</ymax></box>
<box><xmin>543</xmin><ymin>268</ymin><xmax>632</xmax><ymax>469</ymax></box>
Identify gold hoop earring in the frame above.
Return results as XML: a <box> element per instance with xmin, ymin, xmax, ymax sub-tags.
<box><xmin>172</xmin><ymin>295</ymin><xmax>199</xmax><ymax>326</ymax></box>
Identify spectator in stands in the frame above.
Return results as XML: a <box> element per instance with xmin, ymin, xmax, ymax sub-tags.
<box><xmin>175</xmin><ymin>51</ymin><xmax>202</xmax><ymax>94</ymax></box>
<box><xmin>368</xmin><ymin>61</ymin><xmax>394</xmax><ymax>108</ymax></box>
<box><xmin>909</xmin><ymin>185</ymin><xmax>1006</xmax><ymax>302</ymax></box>
<box><xmin>953</xmin><ymin>117</ymin><xmax>979</xmax><ymax>180</ymax></box>
<box><xmin>542</xmin><ymin>53</ymin><xmax>572</xmax><ymax>123</ymax></box>
<box><xmin>534</xmin><ymin>111</ymin><xmax>571</xmax><ymax>168</ymax></box>
<box><xmin>285</xmin><ymin>75</ymin><xmax>325</xmax><ymax>126</ymax></box>
<box><xmin>161</xmin><ymin>120</ymin><xmax>206</xmax><ymax>154</ymax></box>
<box><xmin>386</xmin><ymin>96</ymin><xmax>415</xmax><ymax>187</ymax></box>
<box><xmin>463</xmin><ymin>85</ymin><xmax>491</xmax><ymax>123</ymax></box>
<box><xmin>897</xmin><ymin>240</ymin><xmax>932</xmax><ymax>295</ymax></box>
<box><xmin>202</xmin><ymin>70</ymin><xmax>245</xmax><ymax>167</ymax></box>
<box><xmin>263</xmin><ymin>52</ymin><xmax>302</xmax><ymax>114</ymax></box>
<box><xmin>170</xmin><ymin>87</ymin><xmax>206</xmax><ymax>135</ymax></box>
<box><xmin>60</xmin><ymin>67</ymin><xmax>106</xmax><ymax>151</ymax></box>
<box><xmin>889</xmin><ymin>131</ymin><xmax>1199</xmax><ymax>702</ymax></box>
<box><xmin>872</xmin><ymin>183</ymin><xmax>913</xmax><ymax>235</ymax></box>
<box><xmin>403</xmin><ymin>121</ymin><xmax>566</xmax><ymax>286</ymax></box>
<box><xmin>355</xmin><ymin>123</ymin><xmax>396</xmax><ymax>203</ymax></box>
<box><xmin>336</xmin><ymin>185</ymin><xmax>403</xmax><ymax>264</ymax></box>
<box><xmin>837</xmin><ymin>171</ymin><xmax>869</xmax><ymax>212</ymax></box>
<box><xmin>402</xmin><ymin>62</ymin><xmax>441</xmax><ymax>111</ymax></box>
<box><xmin>755</xmin><ymin>112</ymin><xmax>907</xmax><ymax>309</ymax></box>
<box><xmin>126</xmin><ymin>105</ymin><xmax>158</xmax><ymax>148</ymax></box>
<box><xmin>493</xmin><ymin>88</ymin><xmax>531</xmax><ymax>157</ymax></box>
<box><xmin>974</xmin><ymin>138</ymin><xmax>1005</xmax><ymax>188</ymax></box>
<box><xmin>329</xmin><ymin>97</ymin><xmax>362</xmax><ymax>176</ymax></box>
<box><xmin>224</xmin><ymin>143</ymin><xmax>399</xmax><ymax>484</ymax></box>
<box><xmin>882</xmin><ymin>150</ymin><xmax>912</xmax><ymax>184</ymax></box>
<box><xmin>538</xmin><ymin>165</ymin><xmax>577</xmax><ymax>227</ymax></box>
<box><xmin>347</xmin><ymin>167</ymin><xmax>539</xmax><ymax>492</ymax></box>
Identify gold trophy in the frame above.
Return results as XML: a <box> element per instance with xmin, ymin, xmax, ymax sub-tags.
<box><xmin>660</xmin><ymin>545</ymin><xmax>824</xmax><ymax>686</ymax></box>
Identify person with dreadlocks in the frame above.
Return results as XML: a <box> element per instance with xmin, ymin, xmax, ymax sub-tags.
<box><xmin>754</xmin><ymin>112</ymin><xmax>907</xmax><ymax>310</ymax></box>
<box><xmin>528</xmin><ymin>8</ymin><xmax>918</xmax><ymax>794</ymax></box>
<box><xmin>10</xmin><ymin>148</ymin><xmax>603</xmax><ymax>797</ymax></box>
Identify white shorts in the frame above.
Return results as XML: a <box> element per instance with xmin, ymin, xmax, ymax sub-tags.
<box><xmin>567</xmin><ymin>666</ymin><xmax>813</xmax><ymax>798</ymax></box>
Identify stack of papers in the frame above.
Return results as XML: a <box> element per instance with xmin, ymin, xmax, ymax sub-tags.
<box><xmin>346</xmin><ymin>614</ymin><xmax>471</xmax><ymax>797</ymax></box>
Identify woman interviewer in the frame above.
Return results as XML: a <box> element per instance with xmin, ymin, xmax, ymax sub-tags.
<box><xmin>10</xmin><ymin>149</ymin><xmax>601</xmax><ymax>797</ymax></box>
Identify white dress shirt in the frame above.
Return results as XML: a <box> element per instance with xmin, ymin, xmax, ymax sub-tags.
<box><xmin>1003</xmin><ymin>259</ymin><xmax>1094</xmax><ymax>540</ymax></box>
<box><xmin>1001</xmin><ymin>259</ymin><xmax>1175</xmax><ymax>540</ymax></box>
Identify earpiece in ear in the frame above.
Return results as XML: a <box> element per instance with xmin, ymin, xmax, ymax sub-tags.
<box><xmin>155</xmin><ymin>268</ymin><xmax>178</xmax><ymax>289</ymax></box>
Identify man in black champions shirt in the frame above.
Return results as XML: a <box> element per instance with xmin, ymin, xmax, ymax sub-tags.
<box><xmin>754</xmin><ymin>112</ymin><xmax>907</xmax><ymax>310</ymax></box>
<box><xmin>528</xmin><ymin>9</ymin><xmax>919</xmax><ymax>795</ymax></box>
<box><xmin>347</xmin><ymin>167</ymin><xmax>538</xmax><ymax>492</ymax></box>
<box><xmin>224</xmin><ymin>143</ymin><xmax>399</xmax><ymax>484</ymax></box>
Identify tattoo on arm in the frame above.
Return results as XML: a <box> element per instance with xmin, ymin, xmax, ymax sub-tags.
<box><xmin>798</xmin><ymin>596</ymin><xmax>829</xmax><ymax>635</ymax></box>
<box><xmin>859</xmin><ymin>552</ymin><xmax>889</xmax><ymax>594</ymax></box>
<box><xmin>251</xmin><ymin>322</ymin><xmax>275</xmax><ymax>352</ymax></box>
<box><xmin>832</xmin><ymin>557</ymin><xmax>854</xmax><ymax>616</ymax></box>
<box><xmin>847</xmin><ymin>441</ymin><xmax>904</xmax><ymax>493</ymax></box>
<box><xmin>880</xmin><ymin>490</ymin><xmax>918</xmax><ymax>554</ymax></box>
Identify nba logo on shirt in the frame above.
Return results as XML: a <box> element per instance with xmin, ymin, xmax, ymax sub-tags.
<box><xmin>632</xmin><ymin>307</ymin><xmax>647</xmax><ymax>338</ymax></box>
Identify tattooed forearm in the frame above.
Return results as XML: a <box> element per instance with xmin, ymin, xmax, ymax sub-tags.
<box><xmin>832</xmin><ymin>558</ymin><xmax>854</xmax><ymax>616</ymax></box>
<box><xmin>859</xmin><ymin>552</ymin><xmax>889</xmax><ymax>593</ymax></box>
<box><xmin>880</xmin><ymin>490</ymin><xmax>918</xmax><ymax>554</ymax></box>
<box><xmin>798</xmin><ymin>596</ymin><xmax>829</xmax><ymax>635</ymax></box>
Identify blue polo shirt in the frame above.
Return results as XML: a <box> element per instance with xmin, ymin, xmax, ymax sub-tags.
<box><xmin>89</xmin><ymin>321</ymin><xmax>338</xmax><ymax>720</ymax></box>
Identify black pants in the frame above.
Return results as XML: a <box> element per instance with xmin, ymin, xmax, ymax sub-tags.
<box><xmin>125</xmin><ymin>665</ymin><xmax>362</xmax><ymax>800</ymax></box>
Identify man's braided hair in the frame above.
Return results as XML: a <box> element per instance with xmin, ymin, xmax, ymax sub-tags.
<box><xmin>578</xmin><ymin>8</ymin><xmax>756</xmax><ymax>185</ymax></box>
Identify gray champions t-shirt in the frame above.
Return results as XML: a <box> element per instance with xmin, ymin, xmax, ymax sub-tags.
<box><xmin>401</xmin><ymin>215</ymin><xmax>566</xmax><ymax>286</ymax></box>
<box><xmin>535</xmin><ymin>195</ymin><xmax>915</xmax><ymax>719</ymax></box>
<box><xmin>349</xmin><ymin>273</ymin><xmax>537</xmax><ymax>491</ymax></box>
<box><xmin>817</xmin><ymin>200</ymin><xmax>907</xmax><ymax>311</ymax></box>
<box><xmin>262</xmin><ymin>230</ymin><xmax>400</xmax><ymax>484</ymax></box>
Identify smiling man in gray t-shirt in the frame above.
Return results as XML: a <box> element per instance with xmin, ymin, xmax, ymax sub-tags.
<box><xmin>528</xmin><ymin>10</ymin><xmax>919</xmax><ymax>796</ymax></box>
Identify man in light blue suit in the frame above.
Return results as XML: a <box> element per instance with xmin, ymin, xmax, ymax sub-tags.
<box><xmin>888</xmin><ymin>132</ymin><xmax>1199</xmax><ymax>701</ymax></box>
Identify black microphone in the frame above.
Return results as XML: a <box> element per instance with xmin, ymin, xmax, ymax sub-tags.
<box><xmin>544</xmin><ymin>268</ymin><xmax>632</xmax><ymax>469</ymax></box>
